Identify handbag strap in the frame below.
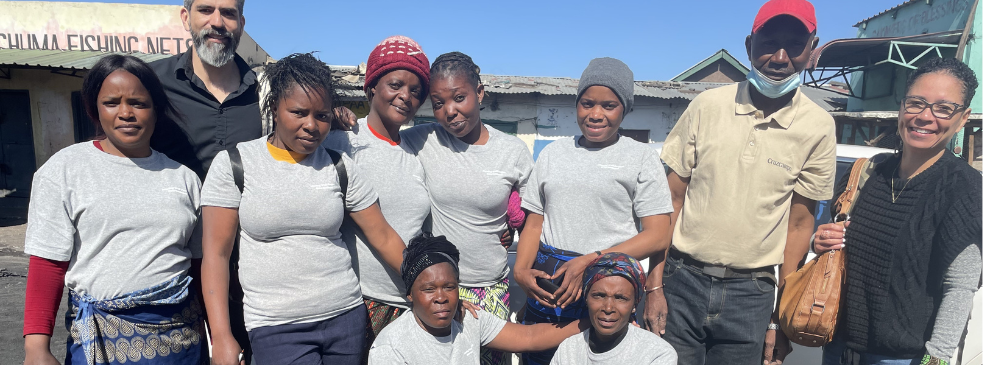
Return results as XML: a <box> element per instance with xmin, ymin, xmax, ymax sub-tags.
<box><xmin>833</xmin><ymin>158</ymin><xmax>872</xmax><ymax>221</ymax></box>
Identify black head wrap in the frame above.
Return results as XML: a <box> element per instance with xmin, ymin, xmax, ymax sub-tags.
<box><xmin>401</xmin><ymin>233</ymin><xmax>460</xmax><ymax>295</ymax></box>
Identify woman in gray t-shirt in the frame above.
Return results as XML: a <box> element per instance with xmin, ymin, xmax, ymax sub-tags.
<box><xmin>322</xmin><ymin>36</ymin><xmax>433</xmax><ymax>349</ymax></box>
<box><xmin>200</xmin><ymin>54</ymin><xmax>406</xmax><ymax>365</ymax></box>
<box><xmin>23</xmin><ymin>55</ymin><xmax>205</xmax><ymax>365</ymax></box>
<box><xmin>514</xmin><ymin>58</ymin><xmax>674</xmax><ymax>365</ymax></box>
<box><xmin>369</xmin><ymin>234</ymin><xmax>585</xmax><ymax>365</ymax></box>
<box><xmin>400</xmin><ymin>51</ymin><xmax>534</xmax><ymax>365</ymax></box>
<box><xmin>550</xmin><ymin>253</ymin><xmax>677</xmax><ymax>365</ymax></box>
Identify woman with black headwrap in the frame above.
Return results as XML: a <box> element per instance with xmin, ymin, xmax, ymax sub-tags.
<box><xmin>368</xmin><ymin>234</ymin><xmax>588</xmax><ymax>364</ymax></box>
<box><xmin>550</xmin><ymin>253</ymin><xmax>677</xmax><ymax>364</ymax></box>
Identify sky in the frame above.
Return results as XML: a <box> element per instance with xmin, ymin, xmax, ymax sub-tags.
<box><xmin>29</xmin><ymin>0</ymin><xmax>906</xmax><ymax>80</ymax></box>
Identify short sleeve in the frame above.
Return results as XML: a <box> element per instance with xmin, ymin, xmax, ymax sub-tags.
<box><xmin>200</xmin><ymin>150</ymin><xmax>241</xmax><ymax>208</ymax></box>
<box><xmin>367</xmin><ymin>344</ymin><xmax>406</xmax><ymax>365</ymax></box>
<box><xmin>520</xmin><ymin>149</ymin><xmax>546</xmax><ymax>216</ymax></box>
<box><xmin>341</xmin><ymin>153</ymin><xmax>379</xmax><ymax>212</ymax></box>
<box><xmin>186</xmin><ymin>174</ymin><xmax>204</xmax><ymax>259</ymax></box>
<box><xmin>23</xmin><ymin>171</ymin><xmax>76</xmax><ymax>262</ymax></box>
<box><xmin>633</xmin><ymin>149</ymin><xmax>674</xmax><ymax>218</ymax></box>
<box><xmin>477</xmin><ymin>311</ymin><xmax>508</xmax><ymax>346</ymax></box>
<box><xmin>793</xmin><ymin>132</ymin><xmax>836</xmax><ymax>201</ymax></box>
<box><xmin>660</xmin><ymin>104</ymin><xmax>699</xmax><ymax>178</ymax></box>
<box><xmin>512</xmin><ymin>145</ymin><xmax>534</xmax><ymax>193</ymax></box>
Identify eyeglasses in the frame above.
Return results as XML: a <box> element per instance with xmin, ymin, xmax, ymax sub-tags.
<box><xmin>902</xmin><ymin>96</ymin><xmax>966</xmax><ymax>120</ymax></box>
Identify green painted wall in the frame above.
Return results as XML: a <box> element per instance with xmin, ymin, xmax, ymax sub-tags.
<box><xmin>846</xmin><ymin>0</ymin><xmax>977</xmax><ymax>112</ymax></box>
<box><xmin>965</xmin><ymin>1</ymin><xmax>981</xmax><ymax>111</ymax></box>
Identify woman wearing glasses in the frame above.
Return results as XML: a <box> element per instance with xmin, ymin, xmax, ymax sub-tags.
<box><xmin>814</xmin><ymin>58</ymin><xmax>981</xmax><ymax>365</ymax></box>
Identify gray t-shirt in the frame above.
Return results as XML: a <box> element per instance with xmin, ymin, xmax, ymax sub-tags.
<box><xmin>402</xmin><ymin>123</ymin><xmax>533</xmax><ymax>287</ymax></box>
<box><xmin>323</xmin><ymin>119</ymin><xmax>430</xmax><ymax>308</ymax></box>
<box><xmin>201</xmin><ymin>137</ymin><xmax>378</xmax><ymax>330</ymax></box>
<box><xmin>369</xmin><ymin>310</ymin><xmax>507</xmax><ymax>364</ymax></box>
<box><xmin>24</xmin><ymin>142</ymin><xmax>202</xmax><ymax>300</ymax></box>
<box><xmin>522</xmin><ymin>136</ymin><xmax>673</xmax><ymax>254</ymax></box>
<box><xmin>550</xmin><ymin>326</ymin><xmax>678</xmax><ymax>365</ymax></box>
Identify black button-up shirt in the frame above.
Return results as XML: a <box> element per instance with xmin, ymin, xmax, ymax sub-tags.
<box><xmin>150</xmin><ymin>51</ymin><xmax>262</xmax><ymax>179</ymax></box>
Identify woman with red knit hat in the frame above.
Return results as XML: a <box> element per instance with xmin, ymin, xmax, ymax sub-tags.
<box><xmin>323</xmin><ymin>35</ymin><xmax>432</xmax><ymax>352</ymax></box>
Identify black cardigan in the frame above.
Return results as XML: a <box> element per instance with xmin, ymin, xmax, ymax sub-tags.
<box><xmin>837</xmin><ymin>152</ymin><xmax>981</xmax><ymax>358</ymax></box>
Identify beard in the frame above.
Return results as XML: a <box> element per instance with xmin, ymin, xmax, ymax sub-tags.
<box><xmin>191</xmin><ymin>26</ymin><xmax>240</xmax><ymax>67</ymax></box>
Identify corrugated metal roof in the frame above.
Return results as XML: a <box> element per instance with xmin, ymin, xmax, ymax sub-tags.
<box><xmin>0</xmin><ymin>49</ymin><xmax>170</xmax><ymax>70</ymax></box>
<box><xmin>853</xmin><ymin>0</ymin><xmax>918</xmax><ymax>27</ymax></box>
<box><xmin>326</xmin><ymin>65</ymin><xmax>844</xmax><ymax>110</ymax></box>
<box><xmin>477</xmin><ymin>75</ymin><xmax>728</xmax><ymax>101</ymax></box>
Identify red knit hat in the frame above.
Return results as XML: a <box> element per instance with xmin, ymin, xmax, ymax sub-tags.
<box><xmin>752</xmin><ymin>0</ymin><xmax>817</xmax><ymax>34</ymax></box>
<box><xmin>364</xmin><ymin>35</ymin><xmax>430</xmax><ymax>101</ymax></box>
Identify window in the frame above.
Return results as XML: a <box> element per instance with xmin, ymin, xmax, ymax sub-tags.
<box><xmin>620</xmin><ymin>129</ymin><xmax>650</xmax><ymax>143</ymax></box>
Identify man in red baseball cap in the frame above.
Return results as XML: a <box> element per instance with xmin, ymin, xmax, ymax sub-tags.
<box><xmin>643</xmin><ymin>1</ymin><xmax>835</xmax><ymax>365</ymax></box>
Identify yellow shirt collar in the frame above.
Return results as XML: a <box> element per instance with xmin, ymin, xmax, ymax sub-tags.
<box><xmin>266</xmin><ymin>141</ymin><xmax>309</xmax><ymax>164</ymax></box>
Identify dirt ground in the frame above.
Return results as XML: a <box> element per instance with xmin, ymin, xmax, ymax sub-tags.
<box><xmin>0</xmin><ymin>218</ymin><xmax>69</xmax><ymax>364</ymax></box>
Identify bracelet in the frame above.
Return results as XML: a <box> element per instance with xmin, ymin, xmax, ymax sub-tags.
<box><xmin>644</xmin><ymin>286</ymin><xmax>663</xmax><ymax>293</ymax></box>
<box><xmin>767</xmin><ymin>323</ymin><xmax>780</xmax><ymax>331</ymax></box>
<box><xmin>595</xmin><ymin>251</ymin><xmax>602</xmax><ymax>257</ymax></box>
<box><xmin>920</xmin><ymin>355</ymin><xmax>948</xmax><ymax>365</ymax></box>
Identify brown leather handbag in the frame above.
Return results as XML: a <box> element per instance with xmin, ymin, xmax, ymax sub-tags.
<box><xmin>778</xmin><ymin>158</ymin><xmax>873</xmax><ymax>347</ymax></box>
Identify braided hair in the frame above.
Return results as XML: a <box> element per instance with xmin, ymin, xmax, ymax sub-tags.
<box><xmin>261</xmin><ymin>53</ymin><xmax>336</xmax><ymax>126</ymax></box>
<box><xmin>430</xmin><ymin>51</ymin><xmax>481</xmax><ymax>90</ymax></box>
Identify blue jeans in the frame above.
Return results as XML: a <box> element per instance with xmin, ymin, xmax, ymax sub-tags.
<box><xmin>821</xmin><ymin>336</ymin><xmax>918</xmax><ymax>365</ymax></box>
<box><xmin>248</xmin><ymin>304</ymin><xmax>367</xmax><ymax>365</ymax></box>
<box><xmin>661</xmin><ymin>253</ymin><xmax>776</xmax><ymax>365</ymax></box>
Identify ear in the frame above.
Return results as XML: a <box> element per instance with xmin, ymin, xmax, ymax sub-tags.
<box><xmin>955</xmin><ymin>107</ymin><xmax>972</xmax><ymax>130</ymax></box>
<box><xmin>406</xmin><ymin>293</ymin><xmax>414</xmax><ymax>303</ymax></box>
<box><xmin>239</xmin><ymin>14</ymin><xmax>246</xmax><ymax>29</ymax></box>
<box><xmin>476</xmin><ymin>84</ymin><xmax>485</xmax><ymax>105</ymax></box>
<box><xmin>811</xmin><ymin>35</ymin><xmax>820</xmax><ymax>51</ymax></box>
<box><xmin>745</xmin><ymin>34</ymin><xmax>754</xmax><ymax>61</ymax></box>
<box><xmin>180</xmin><ymin>7</ymin><xmax>191</xmax><ymax>32</ymax></box>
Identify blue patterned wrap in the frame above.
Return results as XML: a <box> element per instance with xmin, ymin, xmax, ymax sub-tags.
<box><xmin>64</xmin><ymin>275</ymin><xmax>206</xmax><ymax>365</ymax></box>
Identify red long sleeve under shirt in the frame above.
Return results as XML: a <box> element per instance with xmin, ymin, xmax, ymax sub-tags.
<box><xmin>23</xmin><ymin>256</ymin><xmax>69</xmax><ymax>337</ymax></box>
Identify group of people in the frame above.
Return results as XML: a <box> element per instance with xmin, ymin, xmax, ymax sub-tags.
<box><xmin>19</xmin><ymin>0</ymin><xmax>980</xmax><ymax>364</ymax></box>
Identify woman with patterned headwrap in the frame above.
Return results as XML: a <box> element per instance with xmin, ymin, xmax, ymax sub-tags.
<box><xmin>368</xmin><ymin>234</ymin><xmax>587</xmax><ymax>364</ymax></box>
<box><xmin>550</xmin><ymin>253</ymin><xmax>677</xmax><ymax>365</ymax></box>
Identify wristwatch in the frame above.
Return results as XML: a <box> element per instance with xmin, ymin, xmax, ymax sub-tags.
<box><xmin>920</xmin><ymin>355</ymin><xmax>948</xmax><ymax>365</ymax></box>
<box><xmin>767</xmin><ymin>323</ymin><xmax>780</xmax><ymax>331</ymax></box>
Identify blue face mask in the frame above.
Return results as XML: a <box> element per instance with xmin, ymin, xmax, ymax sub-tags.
<box><xmin>746</xmin><ymin>66</ymin><xmax>801</xmax><ymax>98</ymax></box>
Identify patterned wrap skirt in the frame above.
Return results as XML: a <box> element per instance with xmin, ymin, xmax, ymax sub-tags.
<box><xmin>64</xmin><ymin>276</ymin><xmax>206</xmax><ymax>365</ymax></box>
<box><xmin>460</xmin><ymin>277</ymin><xmax>511</xmax><ymax>365</ymax></box>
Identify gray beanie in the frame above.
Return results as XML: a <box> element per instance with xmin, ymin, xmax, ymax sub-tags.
<box><xmin>577</xmin><ymin>57</ymin><xmax>634</xmax><ymax>116</ymax></box>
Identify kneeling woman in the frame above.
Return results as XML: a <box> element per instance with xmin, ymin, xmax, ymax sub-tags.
<box><xmin>551</xmin><ymin>253</ymin><xmax>677</xmax><ymax>365</ymax></box>
<box><xmin>369</xmin><ymin>234</ymin><xmax>587</xmax><ymax>364</ymax></box>
<box><xmin>23</xmin><ymin>55</ymin><xmax>206</xmax><ymax>364</ymax></box>
<box><xmin>200</xmin><ymin>53</ymin><xmax>406</xmax><ymax>365</ymax></box>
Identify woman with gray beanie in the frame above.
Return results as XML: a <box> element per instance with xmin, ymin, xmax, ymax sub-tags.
<box><xmin>514</xmin><ymin>57</ymin><xmax>675</xmax><ymax>365</ymax></box>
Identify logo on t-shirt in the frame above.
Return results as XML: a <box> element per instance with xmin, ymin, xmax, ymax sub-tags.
<box><xmin>767</xmin><ymin>158</ymin><xmax>792</xmax><ymax>172</ymax></box>
<box><xmin>598</xmin><ymin>164</ymin><xmax>624</xmax><ymax>170</ymax></box>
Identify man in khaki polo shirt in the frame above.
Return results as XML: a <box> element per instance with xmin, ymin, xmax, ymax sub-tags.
<box><xmin>640</xmin><ymin>1</ymin><xmax>835</xmax><ymax>364</ymax></box>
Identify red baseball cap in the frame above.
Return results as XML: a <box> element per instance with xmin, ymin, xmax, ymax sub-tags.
<box><xmin>752</xmin><ymin>0</ymin><xmax>817</xmax><ymax>34</ymax></box>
